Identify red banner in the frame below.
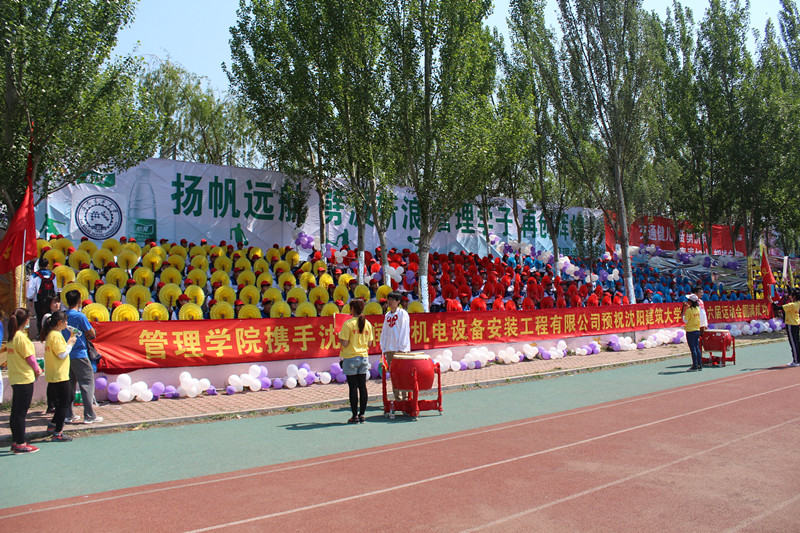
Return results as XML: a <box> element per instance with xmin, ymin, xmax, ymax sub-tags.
<box><xmin>605</xmin><ymin>216</ymin><xmax>746</xmax><ymax>256</ymax></box>
<box><xmin>93</xmin><ymin>300</ymin><xmax>772</xmax><ymax>373</ymax></box>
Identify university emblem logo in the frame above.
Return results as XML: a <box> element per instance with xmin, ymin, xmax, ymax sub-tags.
<box><xmin>75</xmin><ymin>195</ymin><xmax>123</xmax><ymax>240</ymax></box>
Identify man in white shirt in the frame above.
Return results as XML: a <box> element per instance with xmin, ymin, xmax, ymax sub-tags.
<box><xmin>381</xmin><ymin>291</ymin><xmax>411</xmax><ymax>400</ymax></box>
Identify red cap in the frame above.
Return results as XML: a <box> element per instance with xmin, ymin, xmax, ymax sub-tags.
<box><xmin>177</xmin><ymin>294</ymin><xmax>190</xmax><ymax>302</ymax></box>
<box><xmin>262</xmin><ymin>297</ymin><xmax>272</xmax><ymax>304</ymax></box>
<box><xmin>234</xmin><ymin>299</ymin><xmax>244</xmax><ymax>306</ymax></box>
<box><xmin>185</xmin><ymin>279</ymin><xmax>193</xmax><ymax>285</ymax></box>
<box><xmin>107</xmin><ymin>262</ymin><xmax>117</xmax><ymax>268</ymax></box>
<box><xmin>260</xmin><ymin>280</ymin><xmax>270</xmax><ymax>286</ymax></box>
<box><xmin>112</xmin><ymin>301</ymin><xmax>123</xmax><ymax>308</ymax></box>
<box><xmin>212</xmin><ymin>281</ymin><xmax>221</xmax><ymax>288</ymax></box>
<box><xmin>80</xmin><ymin>263</ymin><xmax>90</xmax><ymax>269</ymax></box>
<box><xmin>157</xmin><ymin>281</ymin><xmax>165</xmax><ymax>289</ymax></box>
<box><xmin>67</xmin><ymin>247</ymin><xmax>75</xmax><ymax>253</ymax></box>
<box><xmin>314</xmin><ymin>299</ymin><xmax>324</xmax><ymax>305</ymax></box>
<box><xmin>81</xmin><ymin>236</ymin><xmax>89</xmax><ymax>242</ymax></box>
<box><xmin>318</xmin><ymin>266</ymin><xmax>326</xmax><ymax>272</ymax></box>
<box><xmin>126</xmin><ymin>279</ymin><xmax>136</xmax><ymax>285</ymax></box>
<box><xmin>335</xmin><ymin>299</ymin><xmax>344</xmax><ymax>306</ymax></box>
<box><xmin>94</xmin><ymin>280</ymin><xmax>104</xmax><ymax>287</ymax></box>
<box><xmin>283</xmin><ymin>280</ymin><xmax>292</xmax><ymax>286</ymax></box>
<box><xmin>287</xmin><ymin>297</ymin><xmax>298</xmax><ymax>304</ymax></box>
<box><xmin>81</xmin><ymin>299</ymin><xmax>93</xmax><ymax>307</ymax></box>
<box><xmin>208</xmin><ymin>299</ymin><xmax>217</xmax><ymax>306</ymax></box>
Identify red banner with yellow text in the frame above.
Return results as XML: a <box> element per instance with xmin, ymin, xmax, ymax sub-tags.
<box><xmin>93</xmin><ymin>300</ymin><xmax>772</xmax><ymax>373</ymax></box>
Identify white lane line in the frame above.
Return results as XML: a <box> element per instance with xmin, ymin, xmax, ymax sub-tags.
<box><xmin>183</xmin><ymin>383</ymin><xmax>800</xmax><ymax>532</ymax></box>
<box><xmin>722</xmin><ymin>493</ymin><xmax>800</xmax><ymax>533</ymax></box>
<box><xmin>0</xmin><ymin>369</ymin><xmax>783</xmax><ymax>519</ymax></box>
<box><xmin>463</xmin><ymin>416</ymin><xmax>800</xmax><ymax>532</ymax></box>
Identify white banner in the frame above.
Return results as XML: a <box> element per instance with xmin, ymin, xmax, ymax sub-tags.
<box><xmin>39</xmin><ymin>158</ymin><xmax>600</xmax><ymax>255</ymax></box>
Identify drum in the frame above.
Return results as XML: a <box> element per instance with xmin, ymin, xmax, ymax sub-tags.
<box><xmin>391</xmin><ymin>352</ymin><xmax>435</xmax><ymax>391</ymax></box>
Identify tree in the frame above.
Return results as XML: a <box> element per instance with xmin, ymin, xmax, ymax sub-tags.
<box><xmin>0</xmin><ymin>0</ymin><xmax>157</xmax><ymax>215</ymax></box>
<box><xmin>227</xmin><ymin>0</ymin><xmax>335</xmax><ymax>243</ymax></box>
<box><xmin>385</xmin><ymin>0</ymin><xmax>499</xmax><ymax>311</ymax></box>
<box><xmin>141</xmin><ymin>59</ymin><xmax>262</xmax><ymax>168</ymax></box>
<box><xmin>532</xmin><ymin>0</ymin><xmax>657</xmax><ymax>302</ymax></box>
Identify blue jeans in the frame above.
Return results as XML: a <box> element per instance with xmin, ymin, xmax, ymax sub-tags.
<box><xmin>687</xmin><ymin>330</ymin><xmax>702</xmax><ymax>368</ymax></box>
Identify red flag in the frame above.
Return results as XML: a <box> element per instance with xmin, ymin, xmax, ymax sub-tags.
<box><xmin>0</xmin><ymin>149</ymin><xmax>37</xmax><ymax>275</ymax></box>
<box><xmin>761</xmin><ymin>249</ymin><xmax>776</xmax><ymax>289</ymax></box>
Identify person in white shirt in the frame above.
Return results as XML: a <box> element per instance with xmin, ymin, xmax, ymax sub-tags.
<box><xmin>381</xmin><ymin>291</ymin><xmax>411</xmax><ymax>400</ymax></box>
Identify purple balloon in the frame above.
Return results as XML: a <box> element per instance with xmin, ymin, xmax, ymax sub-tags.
<box><xmin>349</xmin><ymin>260</ymin><xmax>358</xmax><ymax>270</ymax></box>
<box><xmin>107</xmin><ymin>382</ymin><xmax>121</xmax><ymax>395</ymax></box>
<box><xmin>272</xmin><ymin>378</ymin><xmax>284</xmax><ymax>389</ymax></box>
<box><xmin>474</xmin><ymin>361</ymin><xmax>482</xmax><ymax>369</ymax></box>
<box><xmin>300</xmin><ymin>363</ymin><xmax>311</xmax><ymax>371</ymax></box>
<box><xmin>171</xmin><ymin>391</ymin><xmax>181</xmax><ymax>399</ymax></box>
<box><xmin>150</xmin><ymin>382</ymin><xmax>165</xmax><ymax>397</ymax></box>
<box><xmin>459</xmin><ymin>360</ymin><xmax>468</xmax><ymax>371</ymax></box>
<box><xmin>518</xmin><ymin>354</ymin><xmax>525</xmax><ymax>362</ymax></box>
<box><xmin>330</xmin><ymin>363</ymin><xmax>342</xmax><ymax>375</ymax></box>
<box><xmin>369</xmin><ymin>367</ymin><xmax>380</xmax><ymax>379</ymax></box>
<box><xmin>226</xmin><ymin>385</ymin><xmax>236</xmax><ymax>395</ymax></box>
<box><xmin>95</xmin><ymin>377</ymin><xmax>108</xmax><ymax>391</ymax></box>
<box><xmin>672</xmin><ymin>337</ymin><xmax>682</xmax><ymax>344</ymax></box>
<box><xmin>611</xmin><ymin>342</ymin><xmax>621</xmax><ymax>352</ymax></box>
<box><xmin>540</xmin><ymin>350</ymin><xmax>551</xmax><ymax>360</ymax></box>
<box><xmin>259</xmin><ymin>366</ymin><xmax>269</xmax><ymax>378</ymax></box>
<box><xmin>608</xmin><ymin>335</ymin><xmax>619</xmax><ymax>344</ymax></box>
<box><xmin>637</xmin><ymin>342</ymin><xmax>645</xmax><ymax>349</ymax></box>
<box><xmin>164</xmin><ymin>385</ymin><xmax>177</xmax><ymax>395</ymax></box>
<box><xmin>207</xmin><ymin>386</ymin><xmax>218</xmax><ymax>395</ymax></box>
<box><xmin>260</xmin><ymin>377</ymin><xmax>272</xmax><ymax>389</ymax></box>
<box><xmin>108</xmin><ymin>391</ymin><xmax>119</xmax><ymax>403</ymax></box>
<box><xmin>335</xmin><ymin>373</ymin><xmax>347</xmax><ymax>383</ymax></box>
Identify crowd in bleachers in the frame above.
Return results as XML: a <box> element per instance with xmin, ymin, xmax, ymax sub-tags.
<box><xmin>25</xmin><ymin>234</ymin><xmax>754</xmax><ymax>324</ymax></box>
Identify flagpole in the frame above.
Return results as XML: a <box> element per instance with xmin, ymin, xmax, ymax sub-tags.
<box><xmin>19</xmin><ymin>229</ymin><xmax>26</xmax><ymax>308</ymax></box>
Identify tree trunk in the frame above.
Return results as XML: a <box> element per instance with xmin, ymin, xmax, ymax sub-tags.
<box><xmin>418</xmin><ymin>226</ymin><xmax>433</xmax><ymax>312</ymax></box>
<box><xmin>356</xmin><ymin>210</ymin><xmax>366</xmax><ymax>286</ymax></box>
<box><xmin>316</xmin><ymin>183</ymin><xmax>327</xmax><ymax>248</ymax></box>
<box><xmin>613</xmin><ymin>155</ymin><xmax>636</xmax><ymax>304</ymax></box>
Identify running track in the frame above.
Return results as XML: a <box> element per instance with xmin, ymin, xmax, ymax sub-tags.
<box><xmin>2</xmin><ymin>347</ymin><xmax>799</xmax><ymax>531</ymax></box>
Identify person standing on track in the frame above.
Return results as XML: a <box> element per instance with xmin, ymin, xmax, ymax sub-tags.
<box><xmin>683</xmin><ymin>294</ymin><xmax>703</xmax><ymax>371</ymax></box>
<box><xmin>7</xmin><ymin>308</ymin><xmax>42</xmax><ymax>454</ymax></box>
<box><xmin>381</xmin><ymin>291</ymin><xmax>410</xmax><ymax>401</ymax></box>
<box><xmin>782</xmin><ymin>288</ymin><xmax>800</xmax><ymax>367</ymax></box>
<box><xmin>338</xmin><ymin>298</ymin><xmax>374</xmax><ymax>424</ymax></box>
<box><xmin>41</xmin><ymin>311</ymin><xmax>77</xmax><ymax>441</ymax></box>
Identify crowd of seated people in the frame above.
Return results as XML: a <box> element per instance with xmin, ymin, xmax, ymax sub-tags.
<box><xmin>26</xmin><ymin>234</ymin><xmax>754</xmax><ymax>323</ymax></box>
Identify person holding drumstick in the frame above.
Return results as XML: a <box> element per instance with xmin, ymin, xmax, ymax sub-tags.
<box><xmin>338</xmin><ymin>298</ymin><xmax>374</xmax><ymax>424</ymax></box>
<box><xmin>381</xmin><ymin>291</ymin><xmax>410</xmax><ymax>400</ymax></box>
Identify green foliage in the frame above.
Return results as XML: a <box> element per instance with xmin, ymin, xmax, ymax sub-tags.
<box><xmin>0</xmin><ymin>0</ymin><xmax>158</xmax><ymax>214</ymax></box>
<box><xmin>140</xmin><ymin>59</ymin><xmax>261</xmax><ymax>168</ymax></box>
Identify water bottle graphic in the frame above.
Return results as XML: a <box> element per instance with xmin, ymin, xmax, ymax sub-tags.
<box><xmin>128</xmin><ymin>168</ymin><xmax>157</xmax><ymax>242</ymax></box>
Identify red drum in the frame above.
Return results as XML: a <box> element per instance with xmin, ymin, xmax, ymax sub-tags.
<box><xmin>391</xmin><ymin>353</ymin><xmax>435</xmax><ymax>391</ymax></box>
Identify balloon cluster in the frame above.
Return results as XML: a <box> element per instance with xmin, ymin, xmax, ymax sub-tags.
<box><xmin>528</xmin><ymin>341</ymin><xmax>569</xmax><ymax>360</ymax></box>
<box><xmin>634</xmin><ymin>330</ymin><xmax>685</xmax><ymax>350</ymax></box>
<box><xmin>490</xmin><ymin>234</ymin><xmax>534</xmax><ymax>257</ymax></box>
<box><xmin>573</xmin><ymin>341</ymin><xmax>603</xmax><ymax>356</ymax></box>
<box><xmin>718</xmin><ymin>318</ymin><xmax>783</xmax><ymax>337</ymax></box>
<box><xmin>293</xmin><ymin>229</ymin><xmax>316</xmax><ymax>250</ymax></box>
<box><xmin>102</xmin><ymin>373</ymin><xmax>171</xmax><ymax>402</ymax></box>
<box><xmin>606</xmin><ymin>335</ymin><xmax>639</xmax><ymax>352</ymax></box>
<box><xmin>227</xmin><ymin>365</ymin><xmax>271</xmax><ymax>394</ymax></box>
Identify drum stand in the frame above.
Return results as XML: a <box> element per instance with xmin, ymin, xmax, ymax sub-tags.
<box><xmin>382</xmin><ymin>363</ymin><xmax>443</xmax><ymax>420</ymax></box>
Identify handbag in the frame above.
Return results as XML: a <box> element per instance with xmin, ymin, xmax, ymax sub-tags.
<box><xmin>86</xmin><ymin>339</ymin><xmax>102</xmax><ymax>362</ymax></box>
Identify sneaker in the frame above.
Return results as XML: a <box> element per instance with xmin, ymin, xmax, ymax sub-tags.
<box><xmin>13</xmin><ymin>443</ymin><xmax>39</xmax><ymax>454</ymax></box>
<box><xmin>46</xmin><ymin>423</ymin><xmax>56</xmax><ymax>435</ymax></box>
<box><xmin>788</xmin><ymin>362</ymin><xmax>799</xmax><ymax>367</ymax></box>
<box><xmin>67</xmin><ymin>415</ymin><xmax>82</xmax><ymax>424</ymax></box>
<box><xmin>83</xmin><ymin>416</ymin><xmax>103</xmax><ymax>424</ymax></box>
<box><xmin>50</xmin><ymin>432</ymin><xmax>73</xmax><ymax>442</ymax></box>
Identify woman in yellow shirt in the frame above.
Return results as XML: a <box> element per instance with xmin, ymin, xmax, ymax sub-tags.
<box><xmin>782</xmin><ymin>289</ymin><xmax>800</xmax><ymax>367</ymax></box>
<box><xmin>40</xmin><ymin>311</ymin><xmax>77</xmax><ymax>441</ymax></box>
<box><xmin>338</xmin><ymin>299</ymin><xmax>374</xmax><ymax>424</ymax></box>
<box><xmin>7</xmin><ymin>308</ymin><xmax>42</xmax><ymax>454</ymax></box>
<box><xmin>683</xmin><ymin>295</ymin><xmax>703</xmax><ymax>371</ymax></box>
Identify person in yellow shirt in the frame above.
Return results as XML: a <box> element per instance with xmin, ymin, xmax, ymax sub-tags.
<box><xmin>338</xmin><ymin>298</ymin><xmax>374</xmax><ymax>424</ymax></box>
<box><xmin>40</xmin><ymin>311</ymin><xmax>77</xmax><ymax>441</ymax></box>
<box><xmin>7</xmin><ymin>308</ymin><xmax>42</xmax><ymax>454</ymax></box>
<box><xmin>683</xmin><ymin>294</ymin><xmax>703</xmax><ymax>371</ymax></box>
<box><xmin>782</xmin><ymin>289</ymin><xmax>800</xmax><ymax>367</ymax></box>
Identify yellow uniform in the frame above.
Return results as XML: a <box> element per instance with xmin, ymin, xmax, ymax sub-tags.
<box><xmin>339</xmin><ymin>318</ymin><xmax>374</xmax><ymax>358</ymax></box>
<box><xmin>783</xmin><ymin>302</ymin><xmax>800</xmax><ymax>326</ymax></box>
<box><xmin>684</xmin><ymin>306</ymin><xmax>700</xmax><ymax>332</ymax></box>
<box><xmin>45</xmin><ymin>331</ymin><xmax>70</xmax><ymax>383</ymax></box>
<box><xmin>7</xmin><ymin>331</ymin><xmax>35</xmax><ymax>385</ymax></box>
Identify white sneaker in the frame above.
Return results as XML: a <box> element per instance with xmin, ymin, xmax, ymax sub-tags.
<box><xmin>84</xmin><ymin>416</ymin><xmax>104</xmax><ymax>424</ymax></box>
<box><xmin>67</xmin><ymin>415</ymin><xmax>82</xmax><ymax>424</ymax></box>
<box><xmin>789</xmin><ymin>362</ymin><xmax>799</xmax><ymax>367</ymax></box>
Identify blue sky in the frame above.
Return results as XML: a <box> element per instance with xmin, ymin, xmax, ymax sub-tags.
<box><xmin>115</xmin><ymin>0</ymin><xmax>784</xmax><ymax>95</ymax></box>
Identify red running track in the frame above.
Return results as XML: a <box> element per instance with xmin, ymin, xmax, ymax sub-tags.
<box><xmin>2</xmin><ymin>368</ymin><xmax>800</xmax><ymax>532</ymax></box>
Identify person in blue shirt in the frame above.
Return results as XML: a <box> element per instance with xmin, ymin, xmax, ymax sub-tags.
<box><xmin>62</xmin><ymin>290</ymin><xmax>103</xmax><ymax>424</ymax></box>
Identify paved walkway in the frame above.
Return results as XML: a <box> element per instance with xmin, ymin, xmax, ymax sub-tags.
<box><xmin>0</xmin><ymin>332</ymin><xmax>784</xmax><ymax>445</ymax></box>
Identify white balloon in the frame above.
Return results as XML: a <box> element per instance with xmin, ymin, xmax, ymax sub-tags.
<box><xmin>198</xmin><ymin>378</ymin><xmax>211</xmax><ymax>390</ymax></box>
<box><xmin>117</xmin><ymin>374</ymin><xmax>132</xmax><ymax>389</ymax></box>
<box><xmin>228</xmin><ymin>374</ymin><xmax>242</xmax><ymax>387</ymax></box>
<box><xmin>249</xmin><ymin>365</ymin><xmax>261</xmax><ymax>378</ymax></box>
<box><xmin>118</xmin><ymin>389</ymin><xmax>132</xmax><ymax>402</ymax></box>
<box><xmin>297</xmin><ymin>368</ymin><xmax>309</xmax><ymax>379</ymax></box>
<box><xmin>187</xmin><ymin>385</ymin><xmax>199</xmax><ymax>398</ymax></box>
<box><xmin>297</xmin><ymin>377</ymin><xmax>308</xmax><ymax>387</ymax></box>
<box><xmin>285</xmin><ymin>377</ymin><xmax>298</xmax><ymax>389</ymax></box>
<box><xmin>319</xmin><ymin>372</ymin><xmax>332</xmax><ymax>384</ymax></box>
<box><xmin>131</xmin><ymin>381</ymin><xmax>148</xmax><ymax>396</ymax></box>
<box><xmin>286</xmin><ymin>364</ymin><xmax>299</xmax><ymax>377</ymax></box>
<box><xmin>178</xmin><ymin>371</ymin><xmax>192</xmax><ymax>382</ymax></box>
<box><xmin>450</xmin><ymin>361</ymin><xmax>461</xmax><ymax>372</ymax></box>
<box><xmin>250</xmin><ymin>380</ymin><xmax>262</xmax><ymax>392</ymax></box>
<box><xmin>137</xmin><ymin>389</ymin><xmax>153</xmax><ymax>402</ymax></box>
